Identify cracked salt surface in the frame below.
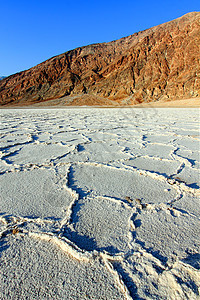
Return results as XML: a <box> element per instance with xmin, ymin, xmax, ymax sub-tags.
<box><xmin>0</xmin><ymin>108</ymin><xmax>200</xmax><ymax>299</ymax></box>
<box><xmin>69</xmin><ymin>164</ymin><xmax>178</xmax><ymax>204</ymax></box>
<box><xmin>2</xmin><ymin>143</ymin><xmax>75</xmax><ymax>165</ymax></box>
<box><xmin>0</xmin><ymin>168</ymin><xmax>73</xmax><ymax>219</ymax></box>
<box><xmin>0</xmin><ymin>235</ymin><xmax>125</xmax><ymax>300</ymax></box>
<box><xmin>134</xmin><ymin>208</ymin><xmax>200</xmax><ymax>264</ymax></box>
<box><xmin>64</xmin><ymin>196</ymin><xmax>133</xmax><ymax>253</ymax></box>
<box><xmin>122</xmin><ymin>156</ymin><xmax>181</xmax><ymax>176</ymax></box>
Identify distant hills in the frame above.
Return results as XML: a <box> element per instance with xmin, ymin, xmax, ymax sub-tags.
<box><xmin>0</xmin><ymin>12</ymin><xmax>199</xmax><ymax>106</ymax></box>
<box><xmin>0</xmin><ymin>76</ymin><xmax>6</xmax><ymax>81</ymax></box>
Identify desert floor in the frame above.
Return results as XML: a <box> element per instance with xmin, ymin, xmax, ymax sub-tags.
<box><xmin>0</xmin><ymin>108</ymin><xmax>200</xmax><ymax>299</ymax></box>
<box><xmin>134</xmin><ymin>97</ymin><xmax>200</xmax><ymax>108</ymax></box>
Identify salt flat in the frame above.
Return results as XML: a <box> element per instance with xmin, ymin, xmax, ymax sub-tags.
<box><xmin>0</xmin><ymin>108</ymin><xmax>200</xmax><ymax>299</ymax></box>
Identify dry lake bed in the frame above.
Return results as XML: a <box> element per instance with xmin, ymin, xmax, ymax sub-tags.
<box><xmin>0</xmin><ymin>107</ymin><xmax>200</xmax><ymax>299</ymax></box>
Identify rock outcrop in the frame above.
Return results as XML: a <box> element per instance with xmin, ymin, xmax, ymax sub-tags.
<box><xmin>0</xmin><ymin>12</ymin><xmax>199</xmax><ymax>106</ymax></box>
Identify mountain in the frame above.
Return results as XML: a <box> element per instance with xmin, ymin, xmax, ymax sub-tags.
<box><xmin>0</xmin><ymin>76</ymin><xmax>6</xmax><ymax>81</ymax></box>
<box><xmin>0</xmin><ymin>12</ymin><xmax>199</xmax><ymax>106</ymax></box>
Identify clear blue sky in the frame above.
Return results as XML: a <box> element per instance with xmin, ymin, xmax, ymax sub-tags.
<box><xmin>0</xmin><ymin>0</ymin><xmax>199</xmax><ymax>76</ymax></box>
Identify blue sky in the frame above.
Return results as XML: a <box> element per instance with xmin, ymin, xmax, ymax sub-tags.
<box><xmin>0</xmin><ymin>0</ymin><xmax>199</xmax><ymax>76</ymax></box>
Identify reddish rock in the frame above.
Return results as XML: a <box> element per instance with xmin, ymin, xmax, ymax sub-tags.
<box><xmin>0</xmin><ymin>12</ymin><xmax>199</xmax><ymax>106</ymax></box>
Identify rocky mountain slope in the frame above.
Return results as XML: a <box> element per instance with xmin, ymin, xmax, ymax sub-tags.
<box><xmin>0</xmin><ymin>12</ymin><xmax>199</xmax><ymax>106</ymax></box>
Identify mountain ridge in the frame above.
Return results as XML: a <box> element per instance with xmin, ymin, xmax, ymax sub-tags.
<box><xmin>0</xmin><ymin>12</ymin><xmax>199</xmax><ymax>106</ymax></box>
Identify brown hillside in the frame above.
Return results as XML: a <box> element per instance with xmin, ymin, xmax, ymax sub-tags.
<box><xmin>0</xmin><ymin>12</ymin><xmax>199</xmax><ymax>106</ymax></box>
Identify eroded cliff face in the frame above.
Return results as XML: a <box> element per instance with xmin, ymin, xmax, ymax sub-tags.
<box><xmin>0</xmin><ymin>12</ymin><xmax>199</xmax><ymax>106</ymax></box>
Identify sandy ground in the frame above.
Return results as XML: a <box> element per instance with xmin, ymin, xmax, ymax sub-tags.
<box><xmin>1</xmin><ymin>97</ymin><xmax>200</xmax><ymax>108</ymax></box>
<box><xmin>134</xmin><ymin>97</ymin><xmax>200</xmax><ymax>107</ymax></box>
<box><xmin>0</xmin><ymin>108</ymin><xmax>200</xmax><ymax>299</ymax></box>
